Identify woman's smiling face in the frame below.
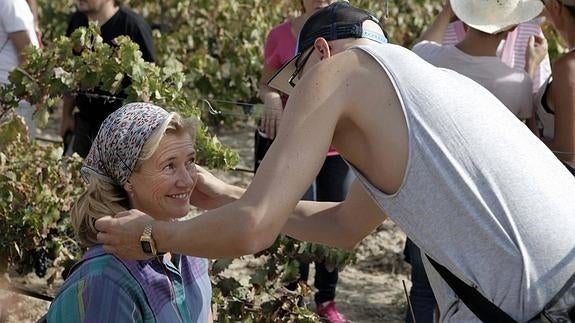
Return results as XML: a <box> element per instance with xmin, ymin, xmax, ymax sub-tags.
<box><xmin>127</xmin><ymin>132</ymin><xmax>197</xmax><ymax>221</ymax></box>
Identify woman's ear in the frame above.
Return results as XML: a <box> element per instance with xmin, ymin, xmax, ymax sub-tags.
<box><xmin>314</xmin><ymin>37</ymin><xmax>331</xmax><ymax>60</ymax></box>
<box><xmin>124</xmin><ymin>181</ymin><xmax>134</xmax><ymax>194</ymax></box>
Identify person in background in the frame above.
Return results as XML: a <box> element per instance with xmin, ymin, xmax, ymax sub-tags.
<box><xmin>61</xmin><ymin>0</ymin><xmax>155</xmax><ymax>157</ymax></box>
<box><xmin>414</xmin><ymin>0</ymin><xmax>536</xmax><ymax>119</ymax></box>
<box><xmin>257</xmin><ymin>1</ymin><xmax>350</xmax><ymax>322</ymax></box>
<box><xmin>47</xmin><ymin>103</ymin><xmax>213</xmax><ymax>322</ymax></box>
<box><xmin>443</xmin><ymin>14</ymin><xmax>551</xmax><ymax>93</ymax></box>
<box><xmin>404</xmin><ymin>1</ymin><xmax>544</xmax><ymax>321</ymax></box>
<box><xmin>527</xmin><ymin>0</ymin><xmax>575</xmax><ymax>176</ymax></box>
<box><xmin>0</xmin><ymin>0</ymin><xmax>40</xmax><ymax>140</ymax></box>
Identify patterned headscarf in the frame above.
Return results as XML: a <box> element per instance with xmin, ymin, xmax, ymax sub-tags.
<box><xmin>81</xmin><ymin>102</ymin><xmax>171</xmax><ymax>185</ymax></box>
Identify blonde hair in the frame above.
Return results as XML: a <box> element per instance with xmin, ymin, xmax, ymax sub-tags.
<box><xmin>72</xmin><ymin>113</ymin><xmax>198</xmax><ymax>247</ymax></box>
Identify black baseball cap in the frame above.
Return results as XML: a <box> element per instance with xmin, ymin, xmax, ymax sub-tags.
<box><xmin>268</xmin><ymin>1</ymin><xmax>388</xmax><ymax>95</ymax></box>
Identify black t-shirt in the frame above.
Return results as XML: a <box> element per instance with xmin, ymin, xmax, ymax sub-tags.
<box><xmin>66</xmin><ymin>6</ymin><xmax>155</xmax><ymax>123</ymax></box>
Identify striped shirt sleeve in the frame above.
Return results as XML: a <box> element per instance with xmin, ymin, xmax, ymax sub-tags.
<box><xmin>47</xmin><ymin>275</ymin><xmax>144</xmax><ymax>323</ymax></box>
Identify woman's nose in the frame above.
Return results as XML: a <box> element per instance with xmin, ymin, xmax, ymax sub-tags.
<box><xmin>177</xmin><ymin>165</ymin><xmax>196</xmax><ymax>187</ymax></box>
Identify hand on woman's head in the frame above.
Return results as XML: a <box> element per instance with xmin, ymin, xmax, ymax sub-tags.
<box><xmin>95</xmin><ymin>210</ymin><xmax>154</xmax><ymax>260</ymax></box>
<box><xmin>189</xmin><ymin>165</ymin><xmax>232</xmax><ymax>210</ymax></box>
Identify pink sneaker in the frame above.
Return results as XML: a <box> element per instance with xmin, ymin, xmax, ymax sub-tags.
<box><xmin>316</xmin><ymin>301</ymin><xmax>349</xmax><ymax>323</ymax></box>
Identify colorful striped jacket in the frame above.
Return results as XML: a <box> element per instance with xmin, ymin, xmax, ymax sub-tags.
<box><xmin>47</xmin><ymin>245</ymin><xmax>212</xmax><ymax>322</ymax></box>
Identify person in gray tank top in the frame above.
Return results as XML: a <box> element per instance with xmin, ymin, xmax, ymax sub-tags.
<box><xmin>94</xmin><ymin>2</ymin><xmax>575</xmax><ymax>322</ymax></box>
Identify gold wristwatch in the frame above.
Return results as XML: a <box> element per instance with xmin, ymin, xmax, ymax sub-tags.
<box><xmin>140</xmin><ymin>222</ymin><xmax>161</xmax><ymax>256</ymax></box>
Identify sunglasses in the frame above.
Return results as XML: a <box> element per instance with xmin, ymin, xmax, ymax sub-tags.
<box><xmin>288</xmin><ymin>47</ymin><xmax>315</xmax><ymax>88</ymax></box>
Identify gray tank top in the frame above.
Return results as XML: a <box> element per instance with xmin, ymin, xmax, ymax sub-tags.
<box><xmin>349</xmin><ymin>44</ymin><xmax>575</xmax><ymax>322</ymax></box>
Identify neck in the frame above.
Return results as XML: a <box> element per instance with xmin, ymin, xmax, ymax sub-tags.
<box><xmin>456</xmin><ymin>29</ymin><xmax>505</xmax><ymax>57</ymax></box>
<box><xmin>87</xmin><ymin>3</ymin><xmax>119</xmax><ymax>25</ymax></box>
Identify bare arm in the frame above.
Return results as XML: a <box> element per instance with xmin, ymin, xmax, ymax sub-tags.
<box><xmin>191</xmin><ymin>167</ymin><xmax>386</xmax><ymax>249</ymax></box>
<box><xmin>525</xmin><ymin>35</ymin><xmax>548</xmax><ymax>79</ymax></box>
<box><xmin>416</xmin><ymin>2</ymin><xmax>455</xmax><ymax>44</ymax></box>
<box><xmin>96</xmin><ymin>53</ymin><xmax>353</xmax><ymax>259</ymax></box>
<box><xmin>546</xmin><ymin>56</ymin><xmax>575</xmax><ymax>162</ymax></box>
<box><xmin>283</xmin><ymin>180</ymin><xmax>387</xmax><ymax>249</ymax></box>
<box><xmin>8</xmin><ymin>31</ymin><xmax>31</xmax><ymax>64</ymax></box>
<box><xmin>26</xmin><ymin>0</ymin><xmax>39</xmax><ymax>30</ymax></box>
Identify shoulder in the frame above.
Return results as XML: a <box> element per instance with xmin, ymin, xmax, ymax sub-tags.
<box><xmin>67</xmin><ymin>11</ymin><xmax>88</xmax><ymax>34</ymax></box>
<box><xmin>117</xmin><ymin>6</ymin><xmax>150</xmax><ymax>30</ymax></box>
<box><xmin>47</xmin><ymin>261</ymin><xmax>149</xmax><ymax>322</ymax></box>
<box><xmin>412</xmin><ymin>41</ymin><xmax>452</xmax><ymax>63</ymax></box>
<box><xmin>307</xmin><ymin>47</ymin><xmax>376</xmax><ymax>83</ymax></box>
<box><xmin>295</xmin><ymin>45</ymin><xmax>392</xmax><ymax>113</ymax></box>
<box><xmin>56</xmin><ymin>251</ymin><xmax>143</xmax><ymax>299</ymax></box>
<box><xmin>552</xmin><ymin>53</ymin><xmax>575</xmax><ymax>83</ymax></box>
<box><xmin>412</xmin><ymin>40</ymin><xmax>443</xmax><ymax>53</ymax></box>
<box><xmin>271</xmin><ymin>20</ymin><xmax>291</xmax><ymax>33</ymax></box>
<box><xmin>266</xmin><ymin>20</ymin><xmax>291</xmax><ymax>41</ymax></box>
<box><xmin>63</xmin><ymin>252</ymin><xmax>127</xmax><ymax>280</ymax></box>
<box><xmin>48</xmin><ymin>253</ymin><xmax>146</xmax><ymax>319</ymax></box>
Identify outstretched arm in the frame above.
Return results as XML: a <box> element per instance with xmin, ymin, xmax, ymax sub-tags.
<box><xmin>283</xmin><ymin>180</ymin><xmax>388</xmax><ymax>249</ymax></box>
<box><xmin>190</xmin><ymin>167</ymin><xmax>387</xmax><ymax>249</ymax></box>
<box><xmin>95</xmin><ymin>54</ymin><xmax>351</xmax><ymax>259</ymax></box>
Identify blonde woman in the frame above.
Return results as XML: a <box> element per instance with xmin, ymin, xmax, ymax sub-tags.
<box><xmin>47</xmin><ymin>103</ymin><xmax>213</xmax><ymax>322</ymax></box>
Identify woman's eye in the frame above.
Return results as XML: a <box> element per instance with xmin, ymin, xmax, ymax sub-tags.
<box><xmin>163</xmin><ymin>164</ymin><xmax>174</xmax><ymax>171</ymax></box>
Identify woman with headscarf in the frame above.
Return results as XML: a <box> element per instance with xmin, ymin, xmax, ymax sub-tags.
<box><xmin>47</xmin><ymin>103</ymin><xmax>213</xmax><ymax>322</ymax></box>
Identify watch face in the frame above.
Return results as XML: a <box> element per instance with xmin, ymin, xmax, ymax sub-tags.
<box><xmin>141</xmin><ymin>241</ymin><xmax>153</xmax><ymax>254</ymax></box>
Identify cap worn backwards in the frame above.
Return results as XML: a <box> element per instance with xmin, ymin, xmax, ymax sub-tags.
<box><xmin>268</xmin><ymin>1</ymin><xmax>388</xmax><ymax>95</ymax></box>
<box><xmin>296</xmin><ymin>1</ymin><xmax>388</xmax><ymax>53</ymax></box>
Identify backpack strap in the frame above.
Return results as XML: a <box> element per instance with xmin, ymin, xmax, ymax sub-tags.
<box><xmin>426</xmin><ymin>254</ymin><xmax>518</xmax><ymax>323</ymax></box>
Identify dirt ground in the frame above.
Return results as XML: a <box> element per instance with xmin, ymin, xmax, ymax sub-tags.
<box><xmin>0</xmin><ymin>114</ymin><xmax>411</xmax><ymax>323</ymax></box>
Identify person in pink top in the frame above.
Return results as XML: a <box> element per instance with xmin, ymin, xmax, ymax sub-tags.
<box><xmin>256</xmin><ymin>1</ymin><xmax>351</xmax><ymax>322</ymax></box>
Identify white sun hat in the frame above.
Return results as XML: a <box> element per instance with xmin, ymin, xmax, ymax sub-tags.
<box><xmin>450</xmin><ymin>0</ymin><xmax>544</xmax><ymax>34</ymax></box>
